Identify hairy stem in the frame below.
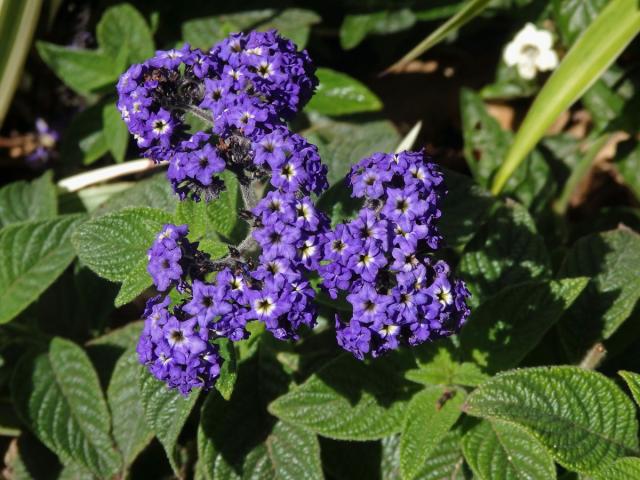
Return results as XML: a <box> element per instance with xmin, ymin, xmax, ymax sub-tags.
<box><xmin>579</xmin><ymin>342</ymin><xmax>607</xmax><ymax>370</ymax></box>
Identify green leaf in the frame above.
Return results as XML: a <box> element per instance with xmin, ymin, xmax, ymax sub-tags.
<box><xmin>458</xmin><ymin>201</ymin><xmax>551</xmax><ymax>306</ymax></box>
<box><xmin>552</xmin><ymin>0</ymin><xmax>609</xmax><ymax>45</ymax></box>
<box><xmin>139</xmin><ymin>369</ymin><xmax>200</xmax><ymax>475</ymax></box>
<box><xmin>0</xmin><ymin>171</ymin><xmax>57</xmax><ymax>227</ymax></box>
<box><xmin>464</xmin><ymin>366</ymin><xmax>640</xmax><ymax>473</ymax></box>
<box><xmin>306</xmin><ymin>68</ymin><xmax>382</xmax><ymax>116</ymax></box>
<box><xmin>386</xmin><ymin>0</ymin><xmax>491</xmax><ymax>72</ymax></box>
<box><xmin>491</xmin><ymin>0</ymin><xmax>640</xmax><ymax>194</ymax></box>
<box><xmin>182</xmin><ymin>8</ymin><xmax>320</xmax><ymax>50</ymax></box>
<box><xmin>213</xmin><ymin>338</ymin><xmax>237</xmax><ymax>401</ymax></box>
<box><xmin>459</xmin><ymin>278</ymin><xmax>588</xmax><ymax>373</ymax></box>
<box><xmin>94</xmin><ymin>172</ymin><xmax>176</xmax><ymax>216</ymax></box>
<box><xmin>305</xmin><ymin>117</ymin><xmax>400</xmax><ymax>184</ymax></box>
<box><xmin>102</xmin><ymin>103</ymin><xmax>129</xmax><ymax>163</ymax></box>
<box><xmin>114</xmin><ymin>257</ymin><xmax>151</xmax><ymax>307</ymax></box>
<box><xmin>96</xmin><ymin>3</ymin><xmax>154</xmax><ymax>64</ymax></box>
<box><xmin>405</xmin><ymin>348</ymin><xmax>488</xmax><ymax>388</ymax></box>
<box><xmin>481</xmin><ymin>60</ymin><xmax>538</xmax><ymax>100</ymax></box>
<box><xmin>400</xmin><ymin>387</ymin><xmax>464</xmax><ymax>480</ymax></box>
<box><xmin>12</xmin><ymin>338</ymin><xmax>121</xmax><ymax>477</ymax></box>
<box><xmin>616</xmin><ymin>142</ymin><xmax>640</xmax><ymax>201</ymax></box>
<box><xmin>36</xmin><ymin>42</ymin><xmax>122</xmax><ymax>95</ymax></box>
<box><xmin>619</xmin><ymin>371</ymin><xmax>640</xmax><ymax>407</ymax></box>
<box><xmin>73</xmin><ymin>207</ymin><xmax>171</xmax><ymax>283</ymax></box>
<box><xmin>268</xmin><ymin>355</ymin><xmax>414</xmax><ymax>441</ymax></box>
<box><xmin>340</xmin><ymin>10</ymin><xmax>416</xmax><ymax>50</ymax></box>
<box><xmin>0</xmin><ymin>0</ymin><xmax>43</xmax><ymax>128</ymax></box>
<box><xmin>0</xmin><ymin>215</ymin><xmax>83</xmax><ymax>324</ymax></box>
<box><xmin>462</xmin><ymin>419</ymin><xmax>556</xmax><ymax>480</ymax></box>
<box><xmin>59</xmin><ymin>103</ymin><xmax>110</xmax><ymax>166</ymax></box>
<box><xmin>107</xmin><ymin>348</ymin><xmax>153</xmax><ymax>470</ymax></box>
<box><xmin>415</xmin><ymin>429</ymin><xmax>468</xmax><ymax>480</ymax></box>
<box><xmin>204</xmin><ymin>171</ymin><xmax>243</xmax><ymax>243</ymax></box>
<box><xmin>557</xmin><ymin>229</ymin><xmax>640</xmax><ymax>360</ymax></box>
<box><xmin>263</xmin><ymin>421</ymin><xmax>323</xmax><ymax>479</ymax></box>
<box><xmin>593</xmin><ymin>457</ymin><xmax>640</xmax><ymax>480</ymax></box>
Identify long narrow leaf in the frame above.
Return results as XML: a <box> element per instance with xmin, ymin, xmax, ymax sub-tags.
<box><xmin>385</xmin><ymin>0</ymin><xmax>491</xmax><ymax>73</ymax></box>
<box><xmin>491</xmin><ymin>0</ymin><xmax>640</xmax><ymax>194</ymax></box>
<box><xmin>0</xmin><ymin>0</ymin><xmax>43</xmax><ymax>128</ymax></box>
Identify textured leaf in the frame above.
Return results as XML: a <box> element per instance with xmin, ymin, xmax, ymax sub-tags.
<box><xmin>268</xmin><ymin>355</ymin><xmax>414</xmax><ymax>440</ymax></box>
<box><xmin>406</xmin><ymin>348</ymin><xmax>488</xmax><ymax>388</ymax></box>
<box><xmin>465</xmin><ymin>366</ymin><xmax>640</xmax><ymax>473</ymax></box>
<box><xmin>462</xmin><ymin>419</ymin><xmax>556</xmax><ymax>480</ymax></box>
<box><xmin>557</xmin><ymin>229</ymin><xmax>640</xmax><ymax>360</ymax></box>
<box><xmin>102</xmin><ymin>103</ymin><xmax>129</xmax><ymax>163</ymax></box>
<box><xmin>96</xmin><ymin>3</ymin><xmax>154</xmax><ymax>64</ymax></box>
<box><xmin>73</xmin><ymin>207</ymin><xmax>171</xmax><ymax>282</ymax></box>
<box><xmin>11</xmin><ymin>338</ymin><xmax>121</xmax><ymax>477</ymax></box>
<box><xmin>107</xmin><ymin>349</ymin><xmax>153</xmax><ymax>470</ymax></box>
<box><xmin>306</xmin><ymin>68</ymin><xmax>382</xmax><ymax>116</ymax></box>
<box><xmin>305</xmin><ymin>117</ymin><xmax>399</xmax><ymax>184</ymax></box>
<box><xmin>593</xmin><ymin>457</ymin><xmax>640</xmax><ymax>480</ymax></box>
<box><xmin>262</xmin><ymin>421</ymin><xmax>323</xmax><ymax>480</ymax></box>
<box><xmin>0</xmin><ymin>171</ymin><xmax>57</xmax><ymax>226</ymax></box>
<box><xmin>415</xmin><ymin>429</ymin><xmax>468</xmax><ymax>480</ymax></box>
<box><xmin>214</xmin><ymin>338</ymin><xmax>237</xmax><ymax>401</ymax></box>
<box><xmin>552</xmin><ymin>0</ymin><xmax>609</xmax><ymax>45</ymax></box>
<box><xmin>36</xmin><ymin>42</ymin><xmax>122</xmax><ymax>95</ymax></box>
<box><xmin>205</xmin><ymin>171</ymin><xmax>244</xmax><ymax>243</ymax></box>
<box><xmin>182</xmin><ymin>8</ymin><xmax>320</xmax><ymax>50</ymax></box>
<box><xmin>458</xmin><ymin>201</ymin><xmax>551</xmax><ymax>306</ymax></box>
<box><xmin>95</xmin><ymin>172</ymin><xmax>176</xmax><ymax>216</ymax></box>
<box><xmin>616</xmin><ymin>142</ymin><xmax>640</xmax><ymax>201</ymax></box>
<box><xmin>459</xmin><ymin>278</ymin><xmax>589</xmax><ymax>373</ymax></box>
<box><xmin>139</xmin><ymin>369</ymin><xmax>200</xmax><ymax>475</ymax></box>
<box><xmin>619</xmin><ymin>371</ymin><xmax>640</xmax><ymax>407</ymax></box>
<box><xmin>114</xmin><ymin>257</ymin><xmax>151</xmax><ymax>307</ymax></box>
<box><xmin>400</xmin><ymin>387</ymin><xmax>464</xmax><ymax>480</ymax></box>
<box><xmin>340</xmin><ymin>9</ymin><xmax>416</xmax><ymax>50</ymax></box>
<box><xmin>0</xmin><ymin>215</ymin><xmax>83</xmax><ymax>324</ymax></box>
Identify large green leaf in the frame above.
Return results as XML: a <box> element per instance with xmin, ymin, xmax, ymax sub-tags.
<box><xmin>557</xmin><ymin>229</ymin><xmax>640</xmax><ymax>360</ymax></box>
<box><xmin>619</xmin><ymin>371</ymin><xmax>640</xmax><ymax>407</ymax></box>
<box><xmin>0</xmin><ymin>171</ymin><xmax>57</xmax><ymax>227</ymax></box>
<box><xmin>462</xmin><ymin>419</ymin><xmax>556</xmax><ymax>480</ymax></box>
<box><xmin>139</xmin><ymin>370</ymin><xmax>200</xmax><ymax>475</ymax></box>
<box><xmin>340</xmin><ymin>10</ymin><xmax>416</xmax><ymax>50</ymax></box>
<box><xmin>593</xmin><ymin>457</ymin><xmax>640</xmax><ymax>480</ymax></box>
<box><xmin>459</xmin><ymin>278</ymin><xmax>588</xmax><ymax>373</ymax></box>
<box><xmin>96</xmin><ymin>3</ymin><xmax>154</xmax><ymax>64</ymax></box>
<box><xmin>386</xmin><ymin>0</ymin><xmax>491</xmax><ymax>72</ymax></box>
<box><xmin>268</xmin><ymin>355</ymin><xmax>414</xmax><ymax>440</ymax></box>
<box><xmin>12</xmin><ymin>338</ymin><xmax>121</xmax><ymax>477</ymax></box>
<box><xmin>491</xmin><ymin>0</ymin><xmax>640</xmax><ymax>194</ymax></box>
<box><xmin>0</xmin><ymin>215</ymin><xmax>83</xmax><ymax>324</ymax></box>
<box><xmin>465</xmin><ymin>366</ymin><xmax>640</xmax><ymax>473</ymax></box>
<box><xmin>102</xmin><ymin>103</ymin><xmax>129</xmax><ymax>163</ymax></box>
<box><xmin>415</xmin><ymin>429</ymin><xmax>468</xmax><ymax>480</ymax></box>
<box><xmin>182</xmin><ymin>8</ymin><xmax>320</xmax><ymax>50</ymax></box>
<box><xmin>107</xmin><ymin>348</ymin><xmax>153</xmax><ymax>470</ymax></box>
<box><xmin>72</xmin><ymin>207</ymin><xmax>171</xmax><ymax>303</ymax></box>
<box><xmin>0</xmin><ymin>0</ymin><xmax>42</xmax><ymax>128</ymax></box>
<box><xmin>306</xmin><ymin>68</ymin><xmax>382</xmax><ymax>116</ymax></box>
<box><xmin>400</xmin><ymin>387</ymin><xmax>464</xmax><ymax>480</ymax></box>
<box><xmin>457</xmin><ymin>201</ymin><xmax>551</xmax><ymax>306</ymax></box>
<box><xmin>406</xmin><ymin>347</ymin><xmax>488</xmax><ymax>388</ymax></box>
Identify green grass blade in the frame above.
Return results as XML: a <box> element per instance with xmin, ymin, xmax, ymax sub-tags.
<box><xmin>0</xmin><ymin>0</ymin><xmax>43</xmax><ymax>128</ymax></box>
<box><xmin>385</xmin><ymin>0</ymin><xmax>491</xmax><ymax>73</ymax></box>
<box><xmin>491</xmin><ymin>0</ymin><xmax>640</xmax><ymax>195</ymax></box>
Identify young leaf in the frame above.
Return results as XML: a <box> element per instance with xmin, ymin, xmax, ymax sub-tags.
<box><xmin>102</xmin><ymin>104</ymin><xmax>129</xmax><ymax>163</ymax></box>
<box><xmin>96</xmin><ymin>3</ymin><xmax>154</xmax><ymax>64</ymax></box>
<box><xmin>405</xmin><ymin>348</ymin><xmax>488</xmax><ymax>388</ymax></box>
<box><xmin>139</xmin><ymin>369</ymin><xmax>200</xmax><ymax>475</ymax></box>
<box><xmin>619</xmin><ymin>371</ymin><xmax>640</xmax><ymax>407</ymax></box>
<box><xmin>0</xmin><ymin>215</ymin><xmax>83</xmax><ymax>324</ymax></box>
<box><xmin>464</xmin><ymin>366</ymin><xmax>640</xmax><ymax>473</ymax></box>
<box><xmin>457</xmin><ymin>201</ymin><xmax>551</xmax><ymax>306</ymax></box>
<box><xmin>268</xmin><ymin>355</ymin><xmax>414</xmax><ymax>441</ymax></box>
<box><xmin>340</xmin><ymin>10</ymin><xmax>416</xmax><ymax>50</ymax></box>
<box><xmin>462</xmin><ymin>419</ymin><xmax>556</xmax><ymax>480</ymax></box>
<box><xmin>593</xmin><ymin>457</ymin><xmax>640</xmax><ymax>480</ymax></box>
<box><xmin>72</xmin><ymin>207</ymin><xmax>171</xmax><ymax>283</ymax></box>
<box><xmin>306</xmin><ymin>68</ymin><xmax>382</xmax><ymax>116</ymax></box>
<box><xmin>491</xmin><ymin>0</ymin><xmax>640</xmax><ymax>194</ymax></box>
<box><xmin>0</xmin><ymin>171</ymin><xmax>57</xmax><ymax>227</ymax></box>
<box><xmin>459</xmin><ymin>278</ymin><xmax>589</xmax><ymax>373</ymax></box>
<box><xmin>400</xmin><ymin>387</ymin><xmax>464</xmax><ymax>480</ymax></box>
<box><xmin>107</xmin><ymin>348</ymin><xmax>153</xmax><ymax>470</ymax></box>
<box><xmin>557</xmin><ymin>229</ymin><xmax>640</xmax><ymax>360</ymax></box>
<box><xmin>11</xmin><ymin>338</ymin><xmax>121</xmax><ymax>477</ymax></box>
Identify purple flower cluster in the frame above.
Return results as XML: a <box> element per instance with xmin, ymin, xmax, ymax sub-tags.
<box><xmin>147</xmin><ymin>224</ymin><xmax>197</xmax><ymax>292</ymax></box>
<box><xmin>318</xmin><ymin>150</ymin><xmax>471</xmax><ymax>359</ymax></box>
<box><xmin>137</xmin><ymin>295</ymin><xmax>221</xmax><ymax>396</ymax></box>
<box><xmin>116</xmin><ymin>30</ymin><xmax>318</xmax><ymax>201</ymax></box>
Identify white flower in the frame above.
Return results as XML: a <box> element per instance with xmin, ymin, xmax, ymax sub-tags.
<box><xmin>503</xmin><ymin>23</ymin><xmax>559</xmax><ymax>80</ymax></box>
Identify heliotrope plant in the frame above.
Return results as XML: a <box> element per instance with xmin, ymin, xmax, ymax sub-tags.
<box><xmin>117</xmin><ymin>30</ymin><xmax>470</xmax><ymax>395</ymax></box>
